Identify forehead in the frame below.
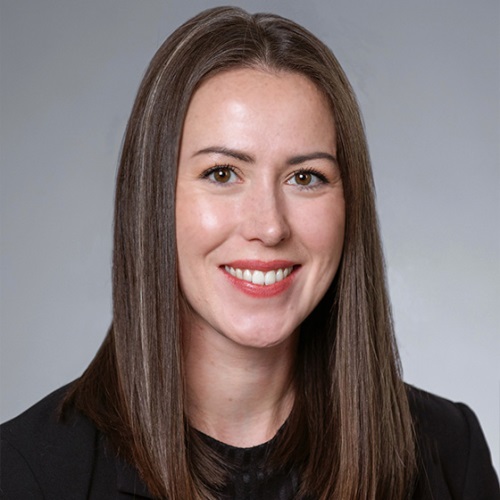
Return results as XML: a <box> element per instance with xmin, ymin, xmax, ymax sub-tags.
<box><xmin>191</xmin><ymin>67</ymin><xmax>331</xmax><ymax>113</ymax></box>
<box><xmin>181</xmin><ymin>68</ymin><xmax>336</xmax><ymax>154</ymax></box>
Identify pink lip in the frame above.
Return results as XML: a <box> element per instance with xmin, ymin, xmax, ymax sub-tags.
<box><xmin>224</xmin><ymin>260</ymin><xmax>296</xmax><ymax>272</ymax></box>
<box><xmin>221</xmin><ymin>260</ymin><xmax>299</xmax><ymax>298</ymax></box>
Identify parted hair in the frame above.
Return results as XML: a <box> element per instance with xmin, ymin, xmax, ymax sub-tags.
<box><xmin>65</xmin><ymin>6</ymin><xmax>416</xmax><ymax>499</ymax></box>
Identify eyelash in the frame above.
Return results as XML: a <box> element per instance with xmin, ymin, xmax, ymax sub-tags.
<box><xmin>201</xmin><ymin>165</ymin><xmax>239</xmax><ymax>184</ymax></box>
<box><xmin>200</xmin><ymin>165</ymin><xmax>329</xmax><ymax>188</ymax></box>
<box><xmin>287</xmin><ymin>167</ymin><xmax>329</xmax><ymax>188</ymax></box>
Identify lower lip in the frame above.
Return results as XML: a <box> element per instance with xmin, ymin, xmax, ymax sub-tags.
<box><xmin>222</xmin><ymin>267</ymin><xmax>297</xmax><ymax>298</ymax></box>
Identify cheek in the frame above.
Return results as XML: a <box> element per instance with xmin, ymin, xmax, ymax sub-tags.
<box><xmin>294</xmin><ymin>199</ymin><xmax>345</xmax><ymax>260</ymax></box>
<box><xmin>176</xmin><ymin>192</ymin><xmax>235</xmax><ymax>254</ymax></box>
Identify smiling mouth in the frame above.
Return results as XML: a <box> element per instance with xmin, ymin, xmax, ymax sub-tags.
<box><xmin>224</xmin><ymin>265</ymin><xmax>294</xmax><ymax>286</ymax></box>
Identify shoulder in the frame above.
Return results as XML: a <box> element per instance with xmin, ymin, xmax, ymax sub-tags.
<box><xmin>1</xmin><ymin>383</ymin><xmax>99</xmax><ymax>498</ymax></box>
<box><xmin>408</xmin><ymin>385</ymin><xmax>476</xmax><ymax>448</ymax></box>
<box><xmin>407</xmin><ymin>385</ymin><xmax>499</xmax><ymax>499</ymax></box>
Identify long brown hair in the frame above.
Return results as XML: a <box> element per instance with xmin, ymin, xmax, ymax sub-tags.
<box><xmin>66</xmin><ymin>6</ymin><xmax>416</xmax><ymax>498</ymax></box>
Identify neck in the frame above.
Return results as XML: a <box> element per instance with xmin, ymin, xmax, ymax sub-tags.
<box><xmin>183</xmin><ymin>322</ymin><xmax>297</xmax><ymax>448</ymax></box>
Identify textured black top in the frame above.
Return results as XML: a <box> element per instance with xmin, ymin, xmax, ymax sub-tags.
<box><xmin>199</xmin><ymin>429</ymin><xmax>300</xmax><ymax>499</ymax></box>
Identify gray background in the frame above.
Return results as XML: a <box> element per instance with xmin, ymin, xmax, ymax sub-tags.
<box><xmin>1</xmin><ymin>0</ymin><xmax>499</xmax><ymax>473</ymax></box>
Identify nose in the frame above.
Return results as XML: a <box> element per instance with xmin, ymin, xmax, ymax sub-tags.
<box><xmin>239</xmin><ymin>183</ymin><xmax>291</xmax><ymax>246</ymax></box>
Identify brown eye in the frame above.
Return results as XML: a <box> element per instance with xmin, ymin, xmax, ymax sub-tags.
<box><xmin>206</xmin><ymin>166</ymin><xmax>237</xmax><ymax>184</ymax></box>
<box><xmin>294</xmin><ymin>172</ymin><xmax>312</xmax><ymax>185</ymax></box>
<box><xmin>287</xmin><ymin>169</ymin><xmax>327</xmax><ymax>189</ymax></box>
<box><xmin>214</xmin><ymin>168</ymin><xmax>231</xmax><ymax>183</ymax></box>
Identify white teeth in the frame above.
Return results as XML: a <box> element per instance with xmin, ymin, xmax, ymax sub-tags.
<box><xmin>252</xmin><ymin>270</ymin><xmax>265</xmax><ymax>285</ymax></box>
<box><xmin>224</xmin><ymin>265</ymin><xmax>294</xmax><ymax>286</ymax></box>
<box><xmin>264</xmin><ymin>271</ymin><xmax>276</xmax><ymax>285</ymax></box>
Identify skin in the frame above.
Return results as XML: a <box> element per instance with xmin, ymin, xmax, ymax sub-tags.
<box><xmin>176</xmin><ymin>68</ymin><xmax>345</xmax><ymax>446</ymax></box>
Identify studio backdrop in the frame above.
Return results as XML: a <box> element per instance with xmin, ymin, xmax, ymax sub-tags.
<box><xmin>1</xmin><ymin>0</ymin><xmax>498</xmax><ymax>473</ymax></box>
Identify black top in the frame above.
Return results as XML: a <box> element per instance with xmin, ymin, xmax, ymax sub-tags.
<box><xmin>1</xmin><ymin>383</ymin><xmax>499</xmax><ymax>499</ymax></box>
<box><xmin>197</xmin><ymin>426</ymin><xmax>301</xmax><ymax>499</ymax></box>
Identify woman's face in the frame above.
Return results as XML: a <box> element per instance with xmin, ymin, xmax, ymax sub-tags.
<box><xmin>176</xmin><ymin>68</ymin><xmax>345</xmax><ymax>349</ymax></box>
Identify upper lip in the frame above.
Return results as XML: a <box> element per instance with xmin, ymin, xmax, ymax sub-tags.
<box><xmin>223</xmin><ymin>260</ymin><xmax>297</xmax><ymax>272</ymax></box>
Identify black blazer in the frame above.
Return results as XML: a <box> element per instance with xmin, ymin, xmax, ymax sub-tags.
<box><xmin>1</xmin><ymin>384</ymin><xmax>499</xmax><ymax>499</ymax></box>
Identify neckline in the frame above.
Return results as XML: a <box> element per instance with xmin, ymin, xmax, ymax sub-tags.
<box><xmin>194</xmin><ymin>420</ymin><xmax>287</xmax><ymax>468</ymax></box>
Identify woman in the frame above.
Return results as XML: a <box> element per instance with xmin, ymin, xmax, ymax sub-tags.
<box><xmin>2</xmin><ymin>6</ymin><xmax>498</xmax><ymax>499</ymax></box>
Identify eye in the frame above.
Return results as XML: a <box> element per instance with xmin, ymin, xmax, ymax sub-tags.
<box><xmin>287</xmin><ymin>169</ymin><xmax>327</xmax><ymax>188</ymax></box>
<box><xmin>202</xmin><ymin>165</ymin><xmax>239</xmax><ymax>184</ymax></box>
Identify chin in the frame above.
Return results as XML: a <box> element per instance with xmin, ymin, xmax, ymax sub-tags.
<box><xmin>228</xmin><ymin>327</ymin><xmax>298</xmax><ymax>350</ymax></box>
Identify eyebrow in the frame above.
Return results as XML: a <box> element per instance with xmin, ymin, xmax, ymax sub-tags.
<box><xmin>193</xmin><ymin>146</ymin><xmax>338</xmax><ymax>166</ymax></box>
<box><xmin>287</xmin><ymin>152</ymin><xmax>338</xmax><ymax>166</ymax></box>
<box><xmin>193</xmin><ymin>147</ymin><xmax>254</xmax><ymax>163</ymax></box>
